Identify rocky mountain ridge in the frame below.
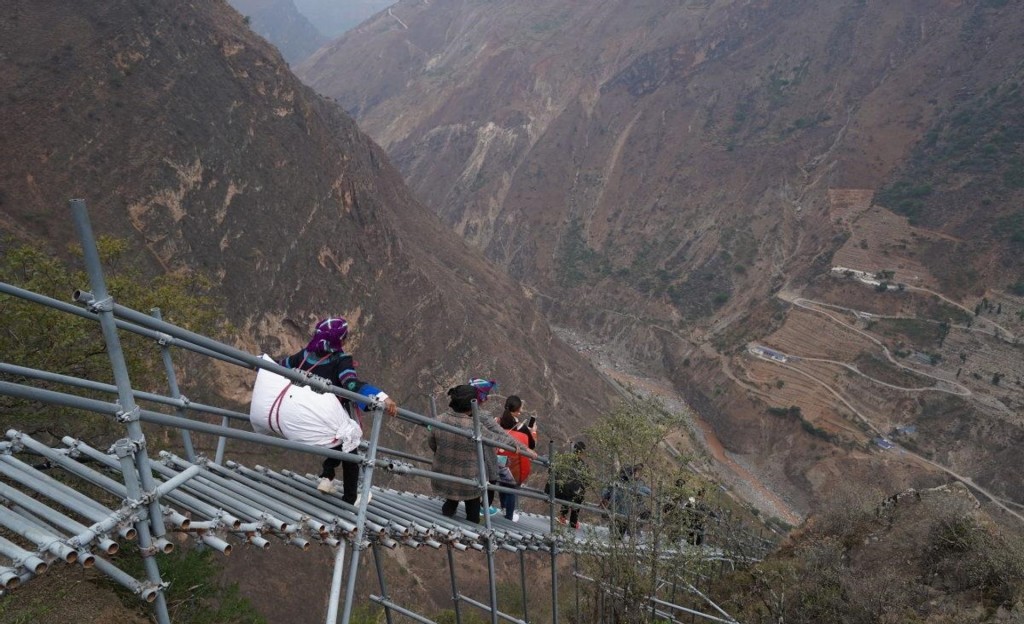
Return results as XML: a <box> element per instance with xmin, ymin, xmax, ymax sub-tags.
<box><xmin>294</xmin><ymin>0</ymin><xmax>396</xmax><ymax>38</ymax></box>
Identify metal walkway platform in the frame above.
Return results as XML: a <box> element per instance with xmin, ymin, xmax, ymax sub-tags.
<box><xmin>0</xmin><ymin>200</ymin><xmax>753</xmax><ymax>624</ymax></box>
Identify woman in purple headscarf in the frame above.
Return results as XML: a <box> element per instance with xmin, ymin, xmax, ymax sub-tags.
<box><xmin>279</xmin><ymin>317</ymin><xmax>398</xmax><ymax>502</ymax></box>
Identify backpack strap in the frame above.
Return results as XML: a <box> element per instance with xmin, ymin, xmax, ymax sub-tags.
<box><xmin>267</xmin><ymin>353</ymin><xmax>332</xmax><ymax>435</ymax></box>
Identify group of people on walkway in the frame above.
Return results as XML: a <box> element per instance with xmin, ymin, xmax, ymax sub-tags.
<box><xmin>251</xmin><ymin>316</ymin><xmax>716</xmax><ymax>544</ymax></box>
<box><xmin>427</xmin><ymin>383</ymin><xmax>540</xmax><ymax>523</ymax></box>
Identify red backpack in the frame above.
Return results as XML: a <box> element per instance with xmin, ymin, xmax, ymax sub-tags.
<box><xmin>497</xmin><ymin>429</ymin><xmax>532</xmax><ymax>485</ymax></box>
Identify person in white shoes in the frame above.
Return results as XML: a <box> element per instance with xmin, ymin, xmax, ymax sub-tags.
<box><xmin>276</xmin><ymin>317</ymin><xmax>397</xmax><ymax>504</ymax></box>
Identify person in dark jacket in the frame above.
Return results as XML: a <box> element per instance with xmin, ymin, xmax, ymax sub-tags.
<box><xmin>553</xmin><ymin>441</ymin><xmax>588</xmax><ymax>529</ymax></box>
<box><xmin>601</xmin><ymin>463</ymin><xmax>651</xmax><ymax>539</ymax></box>
<box><xmin>278</xmin><ymin>317</ymin><xmax>397</xmax><ymax>503</ymax></box>
<box><xmin>684</xmin><ymin>488</ymin><xmax>716</xmax><ymax>546</ymax></box>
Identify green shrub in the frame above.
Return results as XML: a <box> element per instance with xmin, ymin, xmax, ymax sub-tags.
<box><xmin>112</xmin><ymin>545</ymin><xmax>265</xmax><ymax>623</ymax></box>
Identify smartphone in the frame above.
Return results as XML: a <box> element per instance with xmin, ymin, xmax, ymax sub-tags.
<box><xmin>527</xmin><ymin>416</ymin><xmax>536</xmax><ymax>428</ymax></box>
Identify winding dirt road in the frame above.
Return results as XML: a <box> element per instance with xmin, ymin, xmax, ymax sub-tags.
<box><xmin>751</xmin><ymin>292</ymin><xmax>1024</xmax><ymax>524</ymax></box>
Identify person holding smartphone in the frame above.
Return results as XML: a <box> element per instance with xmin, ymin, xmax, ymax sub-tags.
<box><xmin>496</xmin><ymin>395</ymin><xmax>537</xmax><ymax>521</ymax></box>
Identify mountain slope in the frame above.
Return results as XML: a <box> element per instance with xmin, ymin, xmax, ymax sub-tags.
<box><xmin>299</xmin><ymin>0</ymin><xmax>1024</xmax><ymax>519</ymax></box>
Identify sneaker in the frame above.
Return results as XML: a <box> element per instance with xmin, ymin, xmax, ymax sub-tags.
<box><xmin>573</xmin><ymin>522</ymin><xmax>581</xmax><ymax>530</ymax></box>
<box><xmin>317</xmin><ymin>477</ymin><xmax>335</xmax><ymax>494</ymax></box>
<box><xmin>556</xmin><ymin>515</ymin><xmax>568</xmax><ymax>526</ymax></box>
<box><xmin>512</xmin><ymin>512</ymin><xmax>521</xmax><ymax>523</ymax></box>
<box><xmin>488</xmin><ymin>506</ymin><xmax>500</xmax><ymax>516</ymax></box>
<box><xmin>353</xmin><ymin>490</ymin><xmax>372</xmax><ymax>506</ymax></box>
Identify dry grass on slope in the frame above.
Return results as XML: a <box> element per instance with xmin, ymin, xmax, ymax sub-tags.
<box><xmin>721</xmin><ymin>483</ymin><xmax>1024</xmax><ymax>624</ymax></box>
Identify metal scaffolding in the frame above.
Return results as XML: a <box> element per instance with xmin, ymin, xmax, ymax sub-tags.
<box><xmin>0</xmin><ymin>200</ymin><xmax>763</xmax><ymax>623</ymax></box>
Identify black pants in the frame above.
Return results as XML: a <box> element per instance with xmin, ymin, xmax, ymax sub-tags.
<box><xmin>320</xmin><ymin>446</ymin><xmax>361</xmax><ymax>504</ymax></box>
<box><xmin>558</xmin><ymin>483</ymin><xmax>585</xmax><ymax>526</ymax></box>
<box><xmin>442</xmin><ymin>497</ymin><xmax>482</xmax><ymax>523</ymax></box>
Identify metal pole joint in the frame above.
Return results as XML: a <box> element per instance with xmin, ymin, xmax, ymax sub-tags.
<box><xmin>138</xmin><ymin>544</ymin><xmax>160</xmax><ymax>558</ymax></box>
<box><xmin>87</xmin><ymin>295</ymin><xmax>114</xmax><ymax>313</ymax></box>
<box><xmin>112</xmin><ymin>438</ymin><xmax>137</xmax><ymax>458</ymax></box>
<box><xmin>144</xmin><ymin>580</ymin><xmax>169</xmax><ymax>594</ymax></box>
<box><xmin>115</xmin><ymin>406</ymin><xmax>142</xmax><ymax>424</ymax></box>
<box><xmin>115</xmin><ymin>438</ymin><xmax>147</xmax><ymax>462</ymax></box>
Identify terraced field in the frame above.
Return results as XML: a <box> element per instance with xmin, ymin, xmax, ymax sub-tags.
<box><xmin>761</xmin><ymin>307</ymin><xmax>869</xmax><ymax>360</ymax></box>
<box><xmin>718</xmin><ymin>191</ymin><xmax>1024</xmax><ymax>521</ymax></box>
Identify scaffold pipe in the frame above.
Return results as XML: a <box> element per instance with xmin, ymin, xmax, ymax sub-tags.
<box><xmin>91</xmin><ymin>555</ymin><xmax>157</xmax><ymax>603</ymax></box>
<box><xmin>326</xmin><ymin>542</ymin><xmax>346</xmax><ymax>624</ymax></box>
<box><xmin>0</xmin><ymin>534</ymin><xmax>47</xmax><ymax>575</ymax></box>
<box><xmin>200</xmin><ymin>533</ymin><xmax>232</xmax><ymax>555</ymax></box>
<box><xmin>0</xmin><ymin>567</ymin><xmax>22</xmax><ymax>590</ymax></box>
<box><xmin>0</xmin><ymin>506</ymin><xmax>78</xmax><ymax>563</ymax></box>
<box><xmin>0</xmin><ymin>281</ymin><xmax>251</xmax><ymax>368</ymax></box>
